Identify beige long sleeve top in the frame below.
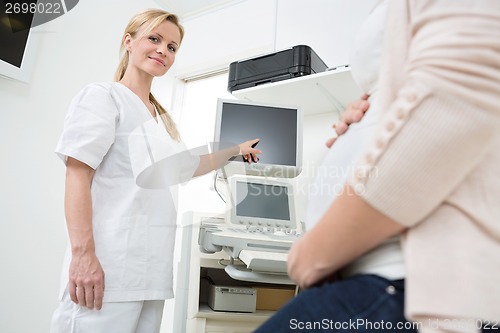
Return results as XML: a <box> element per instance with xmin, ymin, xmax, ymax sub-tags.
<box><xmin>348</xmin><ymin>0</ymin><xmax>500</xmax><ymax>322</ymax></box>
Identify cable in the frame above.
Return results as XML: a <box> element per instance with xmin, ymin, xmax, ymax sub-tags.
<box><xmin>200</xmin><ymin>275</ymin><xmax>216</xmax><ymax>285</ymax></box>
<box><xmin>213</xmin><ymin>170</ymin><xmax>226</xmax><ymax>203</ymax></box>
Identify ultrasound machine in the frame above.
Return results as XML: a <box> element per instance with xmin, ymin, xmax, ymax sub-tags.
<box><xmin>198</xmin><ymin>98</ymin><xmax>304</xmax><ymax>285</ymax></box>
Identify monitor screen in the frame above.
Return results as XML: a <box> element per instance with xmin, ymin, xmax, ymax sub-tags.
<box><xmin>228</xmin><ymin>176</ymin><xmax>296</xmax><ymax>229</ymax></box>
<box><xmin>236</xmin><ymin>181</ymin><xmax>290</xmax><ymax>221</ymax></box>
<box><xmin>0</xmin><ymin>8</ymin><xmax>39</xmax><ymax>82</ymax></box>
<box><xmin>214</xmin><ymin>98</ymin><xmax>302</xmax><ymax>178</ymax></box>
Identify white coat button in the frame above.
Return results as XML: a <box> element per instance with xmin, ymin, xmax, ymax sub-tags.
<box><xmin>396</xmin><ymin>109</ymin><xmax>406</xmax><ymax>120</ymax></box>
<box><xmin>355</xmin><ymin>166</ymin><xmax>369</xmax><ymax>180</ymax></box>
<box><xmin>407</xmin><ymin>93</ymin><xmax>417</xmax><ymax>103</ymax></box>
<box><xmin>386</xmin><ymin>121</ymin><xmax>395</xmax><ymax>132</ymax></box>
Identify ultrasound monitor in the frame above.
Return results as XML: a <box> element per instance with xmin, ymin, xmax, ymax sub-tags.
<box><xmin>214</xmin><ymin>98</ymin><xmax>302</xmax><ymax>178</ymax></box>
<box><xmin>227</xmin><ymin>176</ymin><xmax>297</xmax><ymax>230</ymax></box>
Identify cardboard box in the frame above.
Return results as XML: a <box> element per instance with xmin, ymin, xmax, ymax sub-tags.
<box><xmin>255</xmin><ymin>287</ymin><xmax>296</xmax><ymax>311</ymax></box>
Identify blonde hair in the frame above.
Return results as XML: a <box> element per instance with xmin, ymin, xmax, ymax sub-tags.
<box><xmin>115</xmin><ymin>9</ymin><xmax>184</xmax><ymax>141</ymax></box>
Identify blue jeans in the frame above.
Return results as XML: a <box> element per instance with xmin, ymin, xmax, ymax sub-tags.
<box><xmin>254</xmin><ymin>275</ymin><xmax>416</xmax><ymax>333</ymax></box>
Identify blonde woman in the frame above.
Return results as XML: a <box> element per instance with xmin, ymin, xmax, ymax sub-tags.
<box><xmin>51</xmin><ymin>9</ymin><xmax>260</xmax><ymax>333</ymax></box>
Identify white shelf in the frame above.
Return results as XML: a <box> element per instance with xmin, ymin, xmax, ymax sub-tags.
<box><xmin>232</xmin><ymin>66</ymin><xmax>362</xmax><ymax>116</ymax></box>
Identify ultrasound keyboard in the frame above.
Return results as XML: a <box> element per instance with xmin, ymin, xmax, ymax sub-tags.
<box><xmin>198</xmin><ymin>217</ymin><xmax>301</xmax><ymax>275</ymax></box>
<box><xmin>225</xmin><ymin>227</ymin><xmax>301</xmax><ymax>242</ymax></box>
<box><xmin>199</xmin><ymin>218</ymin><xmax>301</xmax><ymax>257</ymax></box>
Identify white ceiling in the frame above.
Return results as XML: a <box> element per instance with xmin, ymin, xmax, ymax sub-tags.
<box><xmin>155</xmin><ymin>0</ymin><xmax>239</xmax><ymax>19</ymax></box>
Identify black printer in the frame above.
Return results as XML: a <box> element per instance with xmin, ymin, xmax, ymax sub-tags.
<box><xmin>227</xmin><ymin>45</ymin><xmax>328</xmax><ymax>92</ymax></box>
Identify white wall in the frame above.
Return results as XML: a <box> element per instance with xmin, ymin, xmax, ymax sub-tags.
<box><xmin>0</xmin><ymin>0</ymin><xmax>377</xmax><ymax>332</ymax></box>
<box><xmin>275</xmin><ymin>0</ymin><xmax>379</xmax><ymax>68</ymax></box>
<box><xmin>176</xmin><ymin>0</ymin><xmax>379</xmax><ymax>76</ymax></box>
<box><xmin>175</xmin><ymin>0</ymin><xmax>277</xmax><ymax>78</ymax></box>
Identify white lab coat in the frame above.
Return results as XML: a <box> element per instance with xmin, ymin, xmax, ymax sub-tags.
<box><xmin>55</xmin><ymin>82</ymin><xmax>199</xmax><ymax>302</ymax></box>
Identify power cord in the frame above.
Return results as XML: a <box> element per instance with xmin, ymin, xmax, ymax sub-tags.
<box><xmin>213</xmin><ymin>170</ymin><xmax>226</xmax><ymax>203</ymax></box>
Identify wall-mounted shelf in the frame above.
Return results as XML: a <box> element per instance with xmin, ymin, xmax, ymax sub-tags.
<box><xmin>232</xmin><ymin>66</ymin><xmax>362</xmax><ymax>116</ymax></box>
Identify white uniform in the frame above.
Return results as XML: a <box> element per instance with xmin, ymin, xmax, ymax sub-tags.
<box><xmin>52</xmin><ymin>82</ymin><xmax>199</xmax><ymax>332</ymax></box>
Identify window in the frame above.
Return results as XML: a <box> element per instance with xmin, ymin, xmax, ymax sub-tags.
<box><xmin>176</xmin><ymin>73</ymin><xmax>234</xmax><ymax>215</ymax></box>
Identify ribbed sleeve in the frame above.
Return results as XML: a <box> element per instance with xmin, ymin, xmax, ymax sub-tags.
<box><xmin>348</xmin><ymin>0</ymin><xmax>500</xmax><ymax>227</ymax></box>
<box><xmin>349</xmin><ymin>82</ymin><xmax>500</xmax><ymax>226</ymax></box>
